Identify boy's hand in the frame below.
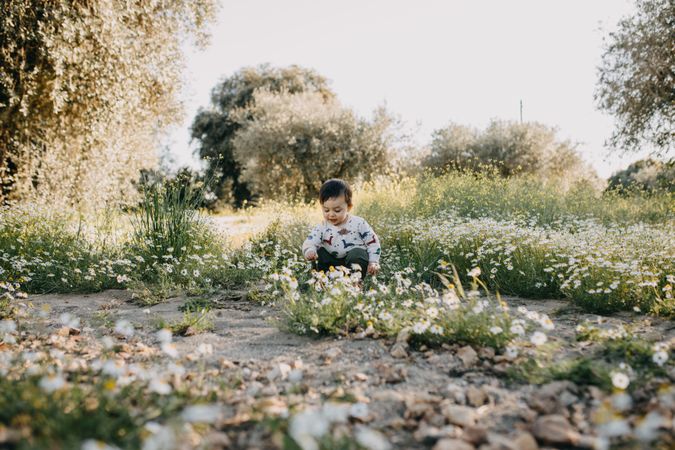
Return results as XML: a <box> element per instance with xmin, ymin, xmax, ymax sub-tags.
<box><xmin>305</xmin><ymin>250</ymin><xmax>318</xmax><ymax>261</ymax></box>
<box><xmin>367</xmin><ymin>262</ymin><xmax>380</xmax><ymax>275</ymax></box>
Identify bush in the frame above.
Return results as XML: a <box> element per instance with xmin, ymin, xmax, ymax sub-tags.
<box><xmin>607</xmin><ymin>158</ymin><xmax>675</xmax><ymax>193</ymax></box>
<box><xmin>422</xmin><ymin>119</ymin><xmax>599</xmax><ymax>187</ymax></box>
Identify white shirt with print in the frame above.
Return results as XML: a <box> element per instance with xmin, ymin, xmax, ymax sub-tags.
<box><xmin>302</xmin><ymin>214</ymin><xmax>381</xmax><ymax>263</ymax></box>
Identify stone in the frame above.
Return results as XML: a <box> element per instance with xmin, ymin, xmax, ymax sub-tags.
<box><xmin>390</xmin><ymin>342</ymin><xmax>408</xmax><ymax>359</ymax></box>
<box><xmin>462</xmin><ymin>425</ymin><xmax>488</xmax><ymax>445</ymax></box>
<box><xmin>512</xmin><ymin>432</ymin><xmax>539</xmax><ymax>450</ymax></box>
<box><xmin>466</xmin><ymin>386</ymin><xmax>488</xmax><ymax>407</ymax></box>
<box><xmin>528</xmin><ymin>381</ymin><xmax>577</xmax><ymax>414</ymax></box>
<box><xmin>288</xmin><ymin>369</ymin><xmax>303</xmax><ymax>383</ymax></box>
<box><xmin>442</xmin><ymin>404</ymin><xmax>477</xmax><ymax>427</ymax></box>
<box><xmin>457</xmin><ymin>345</ymin><xmax>479</xmax><ymax>368</ymax></box>
<box><xmin>321</xmin><ymin>348</ymin><xmax>342</xmax><ymax>364</ymax></box>
<box><xmin>266</xmin><ymin>363</ymin><xmax>291</xmax><ymax>382</ymax></box>
<box><xmin>532</xmin><ymin>415</ymin><xmax>581</xmax><ymax>446</ymax></box>
<box><xmin>484</xmin><ymin>432</ymin><xmax>538</xmax><ymax>450</ymax></box>
<box><xmin>433</xmin><ymin>438</ymin><xmax>476</xmax><ymax>450</ymax></box>
<box><xmin>353</xmin><ymin>372</ymin><xmax>369</xmax><ymax>382</ymax></box>
<box><xmin>414</xmin><ymin>423</ymin><xmax>443</xmax><ymax>443</ymax></box>
<box><xmin>396</xmin><ymin>326</ymin><xmax>411</xmax><ymax>343</ymax></box>
<box><xmin>204</xmin><ymin>431</ymin><xmax>232</xmax><ymax>450</ymax></box>
<box><xmin>478</xmin><ymin>347</ymin><xmax>495</xmax><ymax>359</ymax></box>
<box><xmin>405</xmin><ymin>394</ymin><xmax>442</xmax><ymax>420</ymax></box>
<box><xmin>444</xmin><ymin>382</ymin><xmax>467</xmax><ymax>404</ymax></box>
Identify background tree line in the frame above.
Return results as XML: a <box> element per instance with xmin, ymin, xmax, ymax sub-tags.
<box><xmin>1</xmin><ymin>0</ymin><xmax>672</xmax><ymax>211</ymax></box>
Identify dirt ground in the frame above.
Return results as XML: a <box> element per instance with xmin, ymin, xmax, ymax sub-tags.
<box><xmin>22</xmin><ymin>289</ymin><xmax>675</xmax><ymax>449</ymax></box>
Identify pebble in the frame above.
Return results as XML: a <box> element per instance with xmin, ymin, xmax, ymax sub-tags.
<box><xmin>266</xmin><ymin>362</ymin><xmax>291</xmax><ymax>382</ymax></box>
<box><xmin>432</xmin><ymin>438</ymin><xmax>476</xmax><ymax>450</ymax></box>
<box><xmin>442</xmin><ymin>404</ymin><xmax>477</xmax><ymax>427</ymax></box>
<box><xmin>457</xmin><ymin>345</ymin><xmax>478</xmax><ymax>368</ymax></box>
<box><xmin>466</xmin><ymin>386</ymin><xmax>488</xmax><ymax>407</ymax></box>
<box><xmin>532</xmin><ymin>414</ymin><xmax>581</xmax><ymax>446</ymax></box>
<box><xmin>390</xmin><ymin>342</ymin><xmax>408</xmax><ymax>359</ymax></box>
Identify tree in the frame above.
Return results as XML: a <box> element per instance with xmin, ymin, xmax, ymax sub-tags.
<box><xmin>595</xmin><ymin>0</ymin><xmax>675</xmax><ymax>155</ymax></box>
<box><xmin>0</xmin><ymin>0</ymin><xmax>217</xmax><ymax>209</ymax></box>
<box><xmin>190</xmin><ymin>64</ymin><xmax>335</xmax><ymax>207</ymax></box>
<box><xmin>607</xmin><ymin>158</ymin><xmax>675</xmax><ymax>192</ymax></box>
<box><xmin>229</xmin><ymin>89</ymin><xmax>394</xmax><ymax>202</ymax></box>
<box><xmin>423</xmin><ymin>119</ymin><xmax>598</xmax><ymax>186</ymax></box>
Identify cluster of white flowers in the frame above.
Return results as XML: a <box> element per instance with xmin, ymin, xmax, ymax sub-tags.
<box><xmin>387</xmin><ymin>213</ymin><xmax>674</xmax><ymax>313</ymax></box>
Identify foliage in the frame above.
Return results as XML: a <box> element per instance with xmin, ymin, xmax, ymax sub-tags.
<box><xmin>510</xmin><ymin>321</ymin><xmax>672</xmax><ymax>392</ymax></box>
<box><xmin>266</xmin><ymin>264</ymin><xmax>548</xmax><ymax>351</ymax></box>
<box><xmin>422</xmin><ymin>120</ymin><xmax>599</xmax><ymax>187</ymax></box>
<box><xmin>0</xmin><ymin>204</ymin><xmax>129</xmax><ymax>293</ymax></box>
<box><xmin>190</xmin><ymin>64</ymin><xmax>335</xmax><ymax>208</ymax></box>
<box><xmin>155</xmin><ymin>307</ymin><xmax>214</xmax><ymax>336</ymax></box>
<box><xmin>606</xmin><ymin>158</ymin><xmax>675</xmax><ymax>193</ymax></box>
<box><xmin>230</xmin><ymin>89</ymin><xmax>395</xmax><ymax>202</ymax></box>
<box><xmin>130</xmin><ymin>174</ymin><xmax>207</xmax><ymax>262</ymax></box>
<box><xmin>0</xmin><ymin>0</ymin><xmax>218</xmax><ymax>210</ymax></box>
<box><xmin>595</xmin><ymin>0</ymin><xmax>675</xmax><ymax>154</ymax></box>
<box><xmin>356</xmin><ymin>171</ymin><xmax>673</xmax><ymax>226</ymax></box>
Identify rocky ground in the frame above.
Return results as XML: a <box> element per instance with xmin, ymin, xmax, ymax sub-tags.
<box><xmin>16</xmin><ymin>289</ymin><xmax>675</xmax><ymax>450</ymax></box>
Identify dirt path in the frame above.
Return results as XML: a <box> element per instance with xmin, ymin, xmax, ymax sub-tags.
<box><xmin>23</xmin><ymin>290</ymin><xmax>675</xmax><ymax>449</ymax></box>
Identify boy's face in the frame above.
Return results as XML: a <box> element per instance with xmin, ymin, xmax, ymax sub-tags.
<box><xmin>322</xmin><ymin>195</ymin><xmax>352</xmax><ymax>226</ymax></box>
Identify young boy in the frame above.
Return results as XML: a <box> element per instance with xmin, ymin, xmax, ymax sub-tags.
<box><xmin>303</xmin><ymin>179</ymin><xmax>381</xmax><ymax>278</ymax></box>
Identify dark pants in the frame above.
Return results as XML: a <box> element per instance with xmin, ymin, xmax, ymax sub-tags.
<box><xmin>316</xmin><ymin>247</ymin><xmax>369</xmax><ymax>279</ymax></box>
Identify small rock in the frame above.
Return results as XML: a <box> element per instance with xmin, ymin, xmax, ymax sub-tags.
<box><xmin>478</xmin><ymin>347</ymin><xmax>495</xmax><ymax>359</ymax></box>
<box><xmin>532</xmin><ymin>414</ymin><xmax>581</xmax><ymax>446</ymax></box>
<box><xmin>288</xmin><ymin>369</ymin><xmax>303</xmax><ymax>383</ymax></box>
<box><xmin>321</xmin><ymin>348</ymin><xmax>342</xmax><ymax>364</ymax></box>
<box><xmin>260</xmin><ymin>384</ymin><xmax>279</xmax><ymax>396</ymax></box>
<box><xmin>267</xmin><ymin>363</ymin><xmax>291</xmax><ymax>382</ymax></box>
<box><xmin>57</xmin><ymin>326</ymin><xmax>79</xmax><ymax>336</ymax></box>
<box><xmin>528</xmin><ymin>381</ymin><xmax>577</xmax><ymax>414</ymax></box>
<box><xmin>457</xmin><ymin>346</ymin><xmax>478</xmax><ymax>368</ymax></box>
<box><xmin>414</xmin><ymin>423</ymin><xmax>443</xmax><ymax>443</ymax></box>
<box><xmin>433</xmin><ymin>438</ymin><xmax>476</xmax><ymax>450</ymax></box>
<box><xmin>405</xmin><ymin>394</ymin><xmax>442</xmax><ymax>420</ymax></box>
<box><xmin>241</xmin><ymin>367</ymin><xmax>252</xmax><ymax>380</ymax></box>
<box><xmin>466</xmin><ymin>386</ymin><xmax>487</xmax><ymax>407</ymax></box>
<box><xmin>442</xmin><ymin>404</ymin><xmax>477</xmax><ymax>427</ymax></box>
<box><xmin>512</xmin><ymin>432</ymin><xmax>538</xmax><ymax>450</ymax></box>
<box><xmin>396</xmin><ymin>327</ymin><xmax>411</xmax><ymax>343</ymax></box>
<box><xmin>353</xmin><ymin>372</ymin><xmax>369</xmax><ymax>382</ymax></box>
<box><xmin>204</xmin><ymin>431</ymin><xmax>231</xmax><ymax>448</ymax></box>
<box><xmin>245</xmin><ymin>381</ymin><xmax>263</xmax><ymax>397</ymax></box>
<box><xmin>444</xmin><ymin>382</ymin><xmax>467</xmax><ymax>404</ymax></box>
<box><xmin>390</xmin><ymin>342</ymin><xmax>408</xmax><ymax>359</ymax></box>
<box><xmin>486</xmin><ymin>432</ymin><xmax>538</xmax><ymax>450</ymax></box>
<box><xmin>462</xmin><ymin>425</ymin><xmax>488</xmax><ymax>445</ymax></box>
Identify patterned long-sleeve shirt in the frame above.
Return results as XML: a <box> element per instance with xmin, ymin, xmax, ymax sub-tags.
<box><xmin>302</xmin><ymin>215</ymin><xmax>381</xmax><ymax>263</ymax></box>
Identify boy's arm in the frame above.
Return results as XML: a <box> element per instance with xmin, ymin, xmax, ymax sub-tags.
<box><xmin>359</xmin><ymin>219</ymin><xmax>381</xmax><ymax>264</ymax></box>
<box><xmin>302</xmin><ymin>225</ymin><xmax>322</xmax><ymax>258</ymax></box>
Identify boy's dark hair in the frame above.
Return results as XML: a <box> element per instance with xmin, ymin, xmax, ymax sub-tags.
<box><xmin>319</xmin><ymin>179</ymin><xmax>352</xmax><ymax>206</ymax></box>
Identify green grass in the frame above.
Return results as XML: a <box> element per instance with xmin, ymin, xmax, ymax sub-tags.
<box><xmin>154</xmin><ymin>307</ymin><xmax>215</xmax><ymax>336</ymax></box>
<box><xmin>356</xmin><ymin>170</ymin><xmax>674</xmax><ymax>226</ymax></box>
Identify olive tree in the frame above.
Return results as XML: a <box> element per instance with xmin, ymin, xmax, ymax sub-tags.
<box><xmin>595</xmin><ymin>0</ymin><xmax>675</xmax><ymax>155</ymax></box>
<box><xmin>190</xmin><ymin>64</ymin><xmax>334</xmax><ymax>207</ymax></box>
<box><xmin>0</xmin><ymin>0</ymin><xmax>218</xmax><ymax>209</ymax></box>
<box><xmin>230</xmin><ymin>89</ymin><xmax>394</xmax><ymax>202</ymax></box>
<box><xmin>423</xmin><ymin>119</ymin><xmax>598</xmax><ymax>186</ymax></box>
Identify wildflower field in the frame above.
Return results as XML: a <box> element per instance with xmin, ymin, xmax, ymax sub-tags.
<box><xmin>1</xmin><ymin>172</ymin><xmax>674</xmax><ymax>450</ymax></box>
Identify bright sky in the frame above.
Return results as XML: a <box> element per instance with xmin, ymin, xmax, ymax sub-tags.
<box><xmin>166</xmin><ymin>0</ymin><xmax>653</xmax><ymax>179</ymax></box>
